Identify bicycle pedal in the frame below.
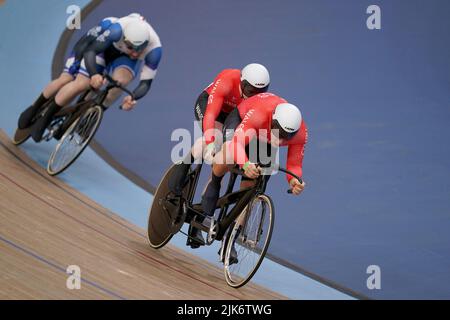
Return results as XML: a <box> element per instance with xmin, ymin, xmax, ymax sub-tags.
<box><xmin>74</xmin><ymin>137</ymin><xmax>83</xmax><ymax>145</ymax></box>
<box><xmin>187</xmin><ymin>239</ymin><xmax>204</xmax><ymax>249</ymax></box>
<box><xmin>45</xmin><ymin>126</ymin><xmax>60</xmax><ymax>141</ymax></box>
<box><xmin>206</xmin><ymin>219</ymin><xmax>218</xmax><ymax>245</ymax></box>
<box><xmin>246</xmin><ymin>240</ymin><xmax>258</xmax><ymax>248</ymax></box>
<box><xmin>186</xmin><ymin>234</ymin><xmax>205</xmax><ymax>248</ymax></box>
<box><xmin>165</xmin><ymin>193</ymin><xmax>179</xmax><ymax>205</ymax></box>
<box><xmin>43</xmin><ymin>133</ymin><xmax>52</xmax><ymax>142</ymax></box>
<box><xmin>218</xmin><ymin>238</ymin><xmax>227</xmax><ymax>262</ymax></box>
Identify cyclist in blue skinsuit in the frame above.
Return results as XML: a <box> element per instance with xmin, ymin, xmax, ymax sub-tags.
<box><xmin>18</xmin><ymin>13</ymin><xmax>163</xmax><ymax>142</ymax></box>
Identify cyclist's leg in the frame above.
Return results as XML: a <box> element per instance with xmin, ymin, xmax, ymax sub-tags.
<box><xmin>183</xmin><ymin>91</ymin><xmax>212</xmax><ymax>248</ymax></box>
<box><xmin>104</xmin><ymin>68</ymin><xmax>133</xmax><ymax>106</ymax></box>
<box><xmin>168</xmin><ymin>91</ymin><xmax>207</xmax><ymax>196</ymax></box>
<box><xmin>102</xmin><ymin>55</ymin><xmax>138</xmax><ymax>107</ymax></box>
<box><xmin>213</xmin><ymin>148</ymin><xmax>241</xmax><ymax>262</ymax></box>
<box><xmin>239</xmin><ymin>138</ymin><xmax>273</xmax><ymax>192</ymax></box>
<box><xmin>51</xmin><ymin>51</ymin><xmax>106</xmax><ymax>108</ymax></box>
<box><xmin>42</xmin><ymin>54</ymin><xmax>81</xmax><ymax>98</ymax></box>
<box><xmin>54</xmin><ymin>74</ymin><xmax>91</xmax><ymax>108</ymax></box>
<box><xmin>235</xmin><ymin>140</ymin><xmax>272</xmax><ymax>228</ymax></box>
<box><xmin>35</xmin><ymin>55</ymin><xmax>80</xmax><ymax>107</ymax></box>
<box><xmin>169</xmin><ymin>91</ymin><xmax>224</xmax><ymax>196</ymax></box>
<box><xmin>42</xmin><ymin>72</ymin><xmax>74</xmax><ymax>98</ymax></box>
<box><xmin>221</xmin><ymin>139</ymin><xmax>271</xmax><ymax>263</ymax></box>
<box><xmin>201</xmin><ymin>108</ymin><xmax>242</xmax><ymax>217</ymax></box>
<box><xmin>185</xmin><ymin>93</ymin><xmax>229</xmax><ymax>248</ymax></box>
<box><xmin>18</xmin><ymin>57</ymin><xmax>76</xmax><ymax>129</ymax></box>
<box><xmin>55</xmin><ymin>51</ymin><xmax>107</xmax><ymax>108</ymax></box>
<box><xmin>31</xmin><ymin>73</ymin><xmax>91</xmax><ymax>142</ymax></box>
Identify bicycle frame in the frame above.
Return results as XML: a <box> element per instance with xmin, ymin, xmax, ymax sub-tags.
<box><xmin>57</xmin><ymin>74</ymin><xmax>135</xmax><ymax>117</ymax></box>
<box><xmin>181</xmin><ymin>163</ymin><xmax>272</xmax><ymax>241</ymax></box>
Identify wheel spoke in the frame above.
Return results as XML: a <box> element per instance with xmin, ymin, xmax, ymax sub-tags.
<box><xmin>225</xmin><ymin>195</ymin><xmax>273</xmax><ymax>287</ymax></box>
<box><xmin>48</xmin><ymin>107</ymin><xmax>101</xmax><ymax>175</ymax></box>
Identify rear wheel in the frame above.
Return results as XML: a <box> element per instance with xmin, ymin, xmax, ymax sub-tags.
<box><xmin>12</xmin><ymin>103</ymin><xmax>51</xmax><ymax>145</ymax></box>
<box><xmin>147</xmin><ymin>162</ymin><xmax>188</xmax><ymax>249</ymax></box>
<box><xmin>224</xmin><ymin>194</ymin><xmax>274</xmax><ymax>288</ymax></box>
<box><xmin>47</xmin><ymin>105</ymin><xmax>103</xmax><ymax>176</ymax></box>
<box><xmin>12</xmin><ymin>127</ymin><xmax>32</xmax><ymax>145</ymax></box>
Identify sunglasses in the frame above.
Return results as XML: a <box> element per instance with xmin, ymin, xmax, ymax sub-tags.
<box><xmin>124</xmin><ymin>39</ymin><xmax>148</xmax><ymax>53</ymax></box>
<box><xmin>241</xmin><ymin>80</ymin><xmax>269</xmax><ymax>98</ymax></box>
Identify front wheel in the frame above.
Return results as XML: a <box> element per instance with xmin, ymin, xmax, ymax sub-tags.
<box><xmin>224</xmin><ymin>194</ymin><xmax>275</xmax><ymax>288</ymax></box>
<box><xmin>47</xmin><ymin>105</ymin><xmax>103</xmax><ymax>176</ymax></box>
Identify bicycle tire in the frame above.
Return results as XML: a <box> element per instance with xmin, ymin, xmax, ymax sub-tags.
<box><xmin>224</xmin><ymin>194</ymin><xmax>275</xmax><ymax>288</ymax></box>
<box><xmin>47</xmin><ymin>105</ymin><xmax>103</xmax><ymax>176</ymax></box>
<box><xmin>147</xmin><ymin>163</ymin><xmax>184</xmax><ymax>249</ymax></box>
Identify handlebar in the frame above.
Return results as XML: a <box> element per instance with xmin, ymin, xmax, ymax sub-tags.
<box><xmin>229</xmin><ymin>165</ymin><xmax>303</xmax><ymax>194</ymax></box>
<box><xmin>276</xmin><ymin>167</ymin><xmax>303</xmax><ymax>194</ymax></box>
<box><xmin>88</xmin><ymin>74</ymin><xmax>135</xmax><ymax>109</ymax></box>
<box><xmin>103</xmin><ymin>74</ymin><xmax>135</xmax><ymax>108</ymax></box>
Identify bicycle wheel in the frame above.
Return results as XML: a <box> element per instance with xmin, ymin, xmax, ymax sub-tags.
<box><xmin>12</xmin><ymin>103</ymin><xmax>51</xmax><ymax>145</ymax></box>
<box><xmin>224</xmin><ymin>194</ymin><xmax>274</xmax><ymax>288</ymax></box>
<box><xmin>47</xmin><ymin>105</ymin><xmax>103</xmax><ymax>176</ymax></box>
<box><xmin>12</xmin><ymin>127</ymin><xmax>32</xmax><ymax>145</ymax></box>
<box><xmin>147</xmin><ymin>162</ymin><xmax>185</xmax><ymax>249</ymax></box>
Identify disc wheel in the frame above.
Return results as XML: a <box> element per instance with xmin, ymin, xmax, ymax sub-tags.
<box><xmin>224</xmin><ymin>194</ymin><xmax>274</xmax><ymax>288</ymax></box>
<box><xmin>12</xmin><ymin>103</ymin><xmax>51</xmax><ymax>145</ymax></box>
<box><xmin>12</xmin><ymin>127</ymin><xmax>32</xmax><ymax>146</ymax></box>
<box><xmin>147</xmin><ymin>162</ymin><xmax>189</xmax><ymax>249</ymax></box>
<box><xmin>47</xmin><ymin>105</ymin><xmax>103</xmax><ymax>176</ymax></box>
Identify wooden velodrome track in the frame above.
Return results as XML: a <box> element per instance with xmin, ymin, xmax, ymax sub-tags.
<box><xmin>0</xmin><ymin>130</ymin><xmax>285</xmax><ymax>300</ymax></box>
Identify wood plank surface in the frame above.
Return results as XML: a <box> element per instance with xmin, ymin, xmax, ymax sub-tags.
<box><xmin>0</xmin><ymin>130</ymin><xmax>286</xmax><ymax>300</ymax></box>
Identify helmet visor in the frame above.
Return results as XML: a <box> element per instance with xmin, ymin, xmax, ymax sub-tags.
<box><xmin>241</xmin><ymin>80</ymin><xmax>269</xmax><ymax>98</ymax></box>
<box><xmin>124</xmin><ymin>39</ymin><xmax>149</xmax><ymax>53</ymax></box>
<box><xmin>271</xmin><ymin>119</ymin><xmax>297</xmax><ymax>140</ymax></box>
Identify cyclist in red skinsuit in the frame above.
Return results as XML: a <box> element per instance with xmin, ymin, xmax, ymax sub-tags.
<box><xmin>202</xmin><ymin>92</ymin><xmax>307</xmax><ymax>219</ymax></box>
<box><xmin>200</xmin><ymin>92</ymin><xmax>307</xmax><ymax>263</ymax></box>
<box><xmin>169</xmin><ymin>63</ymin><xmax>270</xmax><ymax>196</ymax></box>
<box><xmin>202</xmin><ymin>69</ymin><xmax>243</xmax><ymax>145</ymax></box>
<box><xmin>229</xmin><ymin>93</ymin><xmax>308</xmax><ymax>183</ymax></box>
<box><xmin>169</xmin><ymin>64</ymin><xmax>270</xmax><ymax>250</ymax></box>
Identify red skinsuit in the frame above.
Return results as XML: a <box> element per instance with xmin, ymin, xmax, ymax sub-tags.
<box><xmin>229</xmin><ymin>93</ymin><xmax>308</xmax><ymax>182</ymax></box>
<box><xmin>204</xmin><ymin>69</ymin><xmax>243</xmax><ymax>144</ymax></box>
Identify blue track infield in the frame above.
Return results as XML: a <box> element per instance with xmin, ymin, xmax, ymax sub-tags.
<box><xmin>0</xmin><ymin>0</ymin><xmax>352</xmax><ymax>300</ymax></box>
<box><xmin>67</xmin><ymin>0</ymin><xmax>450</xmax><ymax>299</ymax></box>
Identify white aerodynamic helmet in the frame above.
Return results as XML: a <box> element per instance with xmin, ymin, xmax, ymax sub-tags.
<box><xmin>128</xmin><ymin>13</ymin><xmax>144</xmax><ymax>20</ymax></box>
<box><xmin>123</xmin><ymin>19</ymin><xmax>150</xmax><ymax>52</ymax></box>
<box><xmin>240</xmin><ymin>63</ymin><xmax>270</xmax><ymax>97</ymax></box>
<box><xmin>271</xmin><ymin>103</ymin><xmax>302</xmax><ymax>140</ymax></box>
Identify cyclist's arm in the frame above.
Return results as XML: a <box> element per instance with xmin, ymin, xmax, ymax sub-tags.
<box><xmin>73</xmin><ymin>18</ymin><xmax>115</xmax><ymax>62</ymax></box>
<box><xmin>228</xmin><ymin>110</ymin><xmax>258</xmax><ymax>167</ymax></box>
<box><xmin>286</xmin><ymin>142</ymin><xmax>305</xmax><ymax>183</ymax></box>
<box><xmin>132</xmin><ymin>47</ymin><xmax>162</xmax><ymax>100</ymax></box>
<box><xmin>286</xmin><ymin>122</ymin><xmax>308</xmax><ymax>182</ymax></box>
<box><xmin>83</xmin><ymin>23</ymin><xmax>122</xmax><ymax>77</ymax></box>
<box><xmin>203</xmin><ymin>83</ymin><xmax>229</xmax><ymax>145</ymax></box>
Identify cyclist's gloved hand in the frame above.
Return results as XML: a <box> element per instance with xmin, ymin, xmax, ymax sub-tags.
<box><xmin>203</xmin><ymin>142</ymin><xmax>216</xmax><ymax>164</ymax></box>
<box><xmin>90</xmin><ymin>74</ymin><xmax>104</xmax><ymax>90</ymax></box>
<box><xmin>289</xmin><ymin>178</ymin><xmax>305</xmax><ymax>195</ymax></box>
<box><xmin>121</xmin><ymin>95</ymin><xmax>136</xmax><ymax>111</ymax></box>
<box><xmin>243</xmin><ymin>161</ymin><xmax>260</xmax><ymax>179</ymax></box>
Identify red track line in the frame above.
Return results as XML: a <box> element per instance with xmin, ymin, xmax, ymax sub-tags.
<box><xmin>0</xmin><ymin>171</ymin><xmax>241</xmax><ymax>299</ymax></box>
<box><xmin>0</xmin><ymin>140</ymin><xmax>147</xmax><ymax>239</ymax></box>
<box><xmin>0</xmin><ymin>234</ymin><xmax>127</xmax><ymax>300</ymax></box>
